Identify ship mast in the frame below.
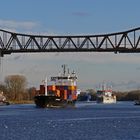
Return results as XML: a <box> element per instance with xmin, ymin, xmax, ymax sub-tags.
<box><xmin>62</xmin><ymin>64</ymin><xmax>67</xmax><ymax>76</ymax></box>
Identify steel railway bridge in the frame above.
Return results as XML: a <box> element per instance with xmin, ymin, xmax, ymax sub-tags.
<box><xmin>0</xmin><ymin>27</ymin><xmax>140</xmax><ymax>56</ymax></box>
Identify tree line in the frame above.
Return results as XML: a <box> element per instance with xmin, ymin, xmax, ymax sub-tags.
<box><xmin>0</xmin><ymin>74</ymin><xmax>140</xmax><ymax>102</ymax></box>
<box><xmin>0</xmin><ymin>75</ymin><xmax>36</xmax><ymax>101</ymax></box>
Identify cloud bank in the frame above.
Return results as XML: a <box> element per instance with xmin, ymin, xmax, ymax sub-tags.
<box><xmin>0</xmin><ymin>19</ymin><xmax>39</xmax><ymax>31</ymax></box>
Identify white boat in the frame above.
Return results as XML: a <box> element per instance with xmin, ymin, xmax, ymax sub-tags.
<box><xmin>96</xmin><ymin>84</ymin><xmax>116</xmax><ymax>104</ymax></box>
<box><xmin>0</xmin><ymin>91</ymin><xmax>9</xmax><ymax>105</ymax></box>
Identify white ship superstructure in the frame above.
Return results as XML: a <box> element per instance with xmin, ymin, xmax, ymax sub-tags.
<box><xmin>96</xmin><ymin>84</ymin><xmax>116</xmax><ymax>104</ymax></box>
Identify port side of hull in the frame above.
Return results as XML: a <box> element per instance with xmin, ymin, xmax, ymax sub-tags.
<box><xmin>34</xmin><ymin>95</ymin><xmax>75</xmax><ymax>108</ymax></box>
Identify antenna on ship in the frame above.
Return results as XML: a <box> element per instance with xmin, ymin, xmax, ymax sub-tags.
<box><xmin>62</xmin><ymin>64</ymin><xmax>67</xmax><ymax>76</ymax></box>
<box><xmin>102</xmin><ymin>81</ymin><xmax>106</xmax><ymax>91</ymax></box>
<box><xmin>68</xmin><ymin>68</ymin><xmax>70</xmax><ymax>75</ymax></box>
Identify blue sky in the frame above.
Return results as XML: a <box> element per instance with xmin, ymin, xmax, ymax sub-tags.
<box><xmin>0</xmin><ymin>0</ymin><xmax>140</xmax><ymax>91</ymax></box>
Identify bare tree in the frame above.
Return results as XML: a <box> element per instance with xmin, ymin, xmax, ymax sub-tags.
<box><xmin>5</xmin><ymin>75</ymin><xmax>27</xmax><ymax>100</ymax></box>
<box><xmin>28</xmin><ymin>87</ymin><xmax>36</xmax><ymax>100</ymax></box>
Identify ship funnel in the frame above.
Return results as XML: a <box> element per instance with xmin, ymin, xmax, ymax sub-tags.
<box><xmin>45</xmin><ymin>76</ymin><xmax>48</xmax><ymax>96</ymax></box>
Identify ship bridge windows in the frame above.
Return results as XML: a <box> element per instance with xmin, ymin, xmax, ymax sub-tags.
<box><xmin>51</xmin><ymin>76</ymin><xmax>77</xmax><ymax>81</ymax></box>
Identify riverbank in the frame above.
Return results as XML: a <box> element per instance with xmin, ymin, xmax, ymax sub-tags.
<box><xmin>9</xmin><ymin>100</ymin><xmax>34</xmax><ymax>104</ymax></box>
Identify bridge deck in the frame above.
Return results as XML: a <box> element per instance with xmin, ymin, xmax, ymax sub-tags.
<box><xmin>0</xmin><ymin>27</ymin><xmax>140</xmax><ymax>56</ymax></box>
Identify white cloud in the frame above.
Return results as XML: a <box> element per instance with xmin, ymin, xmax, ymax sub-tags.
<box><xmin>9</xmin><ymin>52</ymin><xmax>140</xmax><ymax>65</ymax></box>
<box><xmin>1</xmin><ymin>52</ymin><xmax>140</xmax><ymax>91</ymax></box>
<box><xmin>0</xmin><ymin>19</ymin><xmax>39</xmax><ymax>31</ymax></box>
<box><xmin>4</xmin><ymin>52</ymin><xmax>140</xmax><ymax>76</ymax></box>
<box><xmin>0</xmin><ymin>19</ymin><xmax>61</xmax><ymax>36</ymax></box>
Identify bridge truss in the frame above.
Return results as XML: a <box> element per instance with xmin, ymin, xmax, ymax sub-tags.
<box><xmin>0</xmin><ymin>27</ymin><xmax>140</xmax><ymax>56</ymax></box>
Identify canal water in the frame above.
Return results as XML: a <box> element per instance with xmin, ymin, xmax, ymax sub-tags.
<box><xmin>0</xmin><ymin>102</ymin><xmax>140</xmax><ymax>140</ymax></box>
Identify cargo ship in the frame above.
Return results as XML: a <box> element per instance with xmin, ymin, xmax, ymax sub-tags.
<box><xmin>34</xmin><ymin>65</ymin><xmax>78</xmax><ymax>108</ymax></box>
<box><xmin>96</xmin><ymin>84</ymin><xmax>116</xmax><ymax>104</ymax></box>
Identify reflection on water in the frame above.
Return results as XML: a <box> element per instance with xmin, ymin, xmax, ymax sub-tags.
<box><xmin>0</xmin><ymin>102</ymin><xmax>140</xmax><ymax>140</ymax></box>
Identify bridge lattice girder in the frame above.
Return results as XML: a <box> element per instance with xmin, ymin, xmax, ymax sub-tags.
<box><xmin>0</xmin><ymin>27</ymin><xmax>140</xmax><ymax>56</ymax></box>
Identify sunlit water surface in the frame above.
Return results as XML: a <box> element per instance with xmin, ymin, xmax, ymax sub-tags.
<box><xmin>0</xmin><ymin>101</ymin><xmax>140</xmax><ymax>140</ymax></box>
